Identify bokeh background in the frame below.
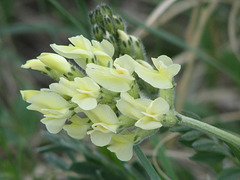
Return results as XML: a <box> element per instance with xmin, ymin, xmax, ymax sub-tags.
<box><xmin>0</xmin><ymin>0</ymin><xmax>240</xmax><ymax>179</ymax></box>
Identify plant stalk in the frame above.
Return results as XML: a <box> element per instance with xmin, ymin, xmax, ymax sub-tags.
<box><xmin>176</xmin><ymin>113</ymin><xmax>240</xmax><ymax>150</ymax></box>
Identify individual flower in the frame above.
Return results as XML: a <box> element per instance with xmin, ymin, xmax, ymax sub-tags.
<box><xmin>51</xmin><ymin>35</ymin><xmax>114</xmax><ymax>69</ymax></box>
<box><xmin>20</xmin><ymin>90</ymin><xmax>41</xmax><ymax>101</ymax></box>
<box><xmin>63</xmin><ymin>114</ymin><xmax>91</xmax><ymax>139</ymax></box>
<box><xmin>91</xmin><ymin>39</ymin><xmax>114</xmax><ymax>67</ymax></box>
<box><xmin>49</xmin><ymin>77</ymin><xmax>100</xmax><ymax>110</ymax></box>
<box><xmin>21</xmin><ymin>59</ymin><xmax>49</xmax><ymax>74</ymax></box>
<box><xmin>84</xmin><ymin>104</ymin><xmax>119</xmax><ymax>146</ymax></box>
<box><xmin>37</xmin><ymin>53</ymin><xmax>71</xmax><ymax>74</ymax></box>
<box><xmin>51</xmin><ymin>35</ymin><xmax>94</xmax><ymax>69</ymax></box>
<box><xmin>86</xmin><ymin>54</ymin><xmax>135</xmax><ymax>92</ymax></box>
<box><xmin>117</xmin><ymin>92</ymin><xmax>170</xmax><ymax>130</ymax></box>
<box><xmin>107</xmin><ymin>133</ymin><xmax>135</xmax><ymax>161</ymax></box>
<box><xmin>134</xmin><ymin>55</ymin><xmax>181</xmax><ymax>89</ymax></box>
<box><xmin>21</xmin><ymin>91</ymin><xmax>74</xmax><ymax>134</ymax></box>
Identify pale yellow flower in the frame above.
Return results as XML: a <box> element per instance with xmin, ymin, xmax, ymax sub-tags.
<box><xmin>135</xmin><ymin>55</ymin><xmax>181</xmax><ymax>89</ymax></box>
<box><xmin>117</xmin><ymin>92</ymin><xmax>170</xmax><ymax>130</ymax></box>
<box><xmin>49</xmin><ymin>77</ymin><xmax>100</xmax><ymax>110</ymax></box>
<box><xmin>51</xmin><ymin>35</ymin><xmax>94</xmax><ymax>69</ymax></box>
<box><xmin>86</xmin><ymin>54</ymin><xmax>135</xmax><ymax>92</ymax></box>
<box><xmin>63</xmin><ymin>114</ymin><xmax>91</xmax><ymax>139</ymax></box>
<box><xmin>51</xmin><ymin>35</ymin><xmax>114</xmax><ymax>69</ymax></box>
<box><xmin>107</xmin><ymin>133</ymin><xmax>135</xmax><ymax>161</ymax></box>
<box><xmin>21</xmin><ymin>59</ymin><xmax>48</xmax><ymax>73</ymax></box>
<box><xmin>37</xmin><ymin>53</ymin><xmax>71</xmax><ymax>74</ymax></box>
<box><xmin>20</xmin><ymin>90</ymin><xmax>41</xmax><ymax>101</ymax></box>
<box><xmin>91</xmin><ymin>39</ymin><xmax>114</xmax><ymax>67</ymax></box>
<box><xmin>24</xmin><ymin>91</ymin><xmax>74</xmax><ymax>134</ymax></box>
<box><xmin>84</xmin><ymin>104</ymin><xmax>119</xmax><ymax>146</ymax></box>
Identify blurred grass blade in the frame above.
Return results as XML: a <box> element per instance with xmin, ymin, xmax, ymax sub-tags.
<box><xmin>49</xmin><ymin>0</ymin><xmax>89</xmax><ymax>38</ymax></box>
<box><xmin>0</xmin><ymin>24</ymin><xmax>78</xmax><ymax>36</ymax></box>
<box><xmin>75</xmin><ymin>0</ymin><xmax>90</xmax><ymax>27</ymax></box>
<box><xmin>150</xmin><ymin>135</ymin><xmax>177</xmax><ymax>180</ymax></box>
<box><xmin>121</xmin><ymin>13</ymin><xmax>240</xmax><ymax>86</ymax></box>
<box><xmin>134</xmin><ymin>145</ymin><xmax>161</xmax><ymax>180</ymax></box>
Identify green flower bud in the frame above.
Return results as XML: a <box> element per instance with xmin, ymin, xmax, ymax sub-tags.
<box><xmin>95</xmin><ymin>7</ymin><xmax>104</xmax><ymax>26</ymax></box>
<box><xmin>113</xmin><ymin>15</ymin><xmax>125</xmax><ymax>31</ymax></box>
<box><xmin>117</xmin><ymin>30</ymin><xmax>134</xmax><ymax>56</ymax></box>
<box><xmin>100</xmin><ymin>4</ymin><xmax>112</xmax><ymax>16</ymax></box>
<box><xmin>103</xmin><ymin>15</ymin><xmax>115</xmax><ymax>35</ymax></box>
<box><xmin>130</xmin><ymin>35</ymin><xmax>145</xmax><ymax>59</ymax></box>
<box><xmin>105</xmin><ymin>31</ymin><xmax>119</xmax><ymax>58</ymax></box>
<box><xmin>92</xmin><ymin>24</ymin><xmax>104</xmax><ymax>41</ymax></box>
<box><xmin>89</xmin><ymin>11</ymin><xmax>96</xmax><ymax>25</ymax></box>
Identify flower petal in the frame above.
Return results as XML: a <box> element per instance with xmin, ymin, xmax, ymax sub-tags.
<box><xmin>86</xmin><ymin>63</ymin><xmax>133</xmax><ymax>92</ymax></box>
<box><xmin>114</xmin><ymin>54</ymin><xmax>135</xmax><ymax>74</ymax></box>
<box><xmin>89</xmin><ymin>131</ymin><xmax>112</xmax><ymax>146</ymax></box>
<box><xmin>146</xmin><ymin>97</ymin><xmax>169</xmax><ymax>115</ymax></box>
<box><xmin>85</xmin><ymin>104</ymin><xmax>119</xmax><ymax>125</ymax></box>
<box><xmin>108</xmin><ymin>142</ymin><xmax>133</xmax><ymax>161</ymax></box>
<box><xmin>100</xmin><ymin>39</ymin><xmax>114</xmax><ymax>57</ymax></box>
<box><xmin>135</xmin><ymin>116</ymin><xmax>162</xmax><ymax>130</ymax></box>
<box><xmin>27</xmin><ymin>92</ymin><xmax>69</xmax><ymax>109</ymax></box>
<box><xmin>72</xmin><ymin>95</ymin><xmax>97</xmax><ymax>110</ymax></box>
<box><xmin>68</xmin><ymin>35</ymin><xmax>92</xmax><ymax>51</ymax></box>
<box><xmin>41</xmin><ymin>118</ymin><xmax>66</xmax><ymax>134</ymax></box>
<box><xmin>167</xmin><ymin>64</ymin><xmax>181</xmax><ymax>77</ymax></box>
<box><xmin>37</xmin><ymin>53</ymin><xmax>71</xmax><ymax>73</ymax></box>
<box><xmin>20</xmin><ymin>90</ymin><xmax>41</xmax><ymax>101</ymax></box>
<box><xmin>135</xmin><ymin>64</ymin><xmax>172</xmax><ymax>89</ymax></box>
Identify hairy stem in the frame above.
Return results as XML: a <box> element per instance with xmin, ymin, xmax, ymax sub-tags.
<box><xmin>176</xmin><ymin>113</ymin><xmax>240</xmax><ymax>150</ymax></box>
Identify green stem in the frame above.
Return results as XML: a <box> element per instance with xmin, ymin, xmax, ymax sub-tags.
<box><xmin>176</xmin><ymin>113</ymin><xmax>240</xmax><ymax>150</ymax></box>
<box><xmin>134</xmin><ymin>145</ymin><xmax>161</xmax><ymax>180</ymax></box>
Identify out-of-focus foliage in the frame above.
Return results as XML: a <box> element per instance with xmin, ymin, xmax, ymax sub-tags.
<box><xmin>0</xmin><ymin>0</ymin><xmax>240</xmax><ymax>179</ymax></box>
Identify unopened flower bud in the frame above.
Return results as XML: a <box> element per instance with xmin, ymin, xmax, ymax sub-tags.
<box><xmin>105</xmin><ymin>31</ymin><xmax>119</xmax><ymax>58</ymax></box>
<box><xmin>113</xmin><ymin>15</ymin><xmax>125</xmax><ymax>31</ymax></box>
<box><xmin>103</xmin><ymin>15</ymin><xmax>115</xmax><ymax>34</ymax></box>
<box><xmin>95</xmin><ymin>7</ymin><xmax>104</xmax><ymax>26</ymax></box>
<box><xmin>89</xmin><ymin>11</ymin><xmax>96</xmax><ymax>25</ymax></box>
<box><xmin>130</xmin><ymin>35</ymin><xmax>144</xmax><ymax>59</ymax></box>
<box><xmin>92</xmin><ymin>24</ymin><xmax>104</xmax><ymax>41</ymax></box>
<box><xmin>100</xmin><ymin>4</ymin><xmax>112</xmax><ymax>16</ymax></box>
<box><xmin>118</xmin><ymin>30</ymin><xmax>134</xmax><ymax>56</ymax></box>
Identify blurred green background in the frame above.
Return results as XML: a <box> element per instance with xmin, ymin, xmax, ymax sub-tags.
<box><xmin>0</xmin><ymin>0</ymin><xmax>240</xmax><ymax>179</ymax></box>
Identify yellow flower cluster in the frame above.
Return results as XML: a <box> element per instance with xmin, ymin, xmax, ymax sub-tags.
<box><xmin>21</xmin><ymin>35</ymin><xmax>180</xmax><ymax>161</ymax></box>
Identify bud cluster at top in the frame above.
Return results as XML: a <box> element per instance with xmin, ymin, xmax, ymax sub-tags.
<box><xmin>20</xmin><ymin>5</ymin><xmax>181</xmax><ymax>161</ymax></box>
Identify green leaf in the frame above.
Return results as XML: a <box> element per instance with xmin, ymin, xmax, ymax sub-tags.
<box><xmin>69</xmin><ymin>162</ymin><xmax>101</xmax><ymax>175</ymax></box>
<box><xmin>181</xmin><ymin>130</ymin><xmax>203</xmax><ymax>141</ymax></box>
<box><xmin>170</xmin><ymin>125</ymin><xmax>192</xmax><ymax>132</ymax></box>
<box><xmin>190</xmin><ymin>152</ymin><xmax>225</xmax><ymax>165</ymax></box>
<box><xmin>192</xmin><ymin>138</ymin><xmax>216</xmax><ymax>151</ymax></box>
<box><xmin>217</xmin><ymin>168</ymin><xmax>240</xmax><ymax>180</ymax></box>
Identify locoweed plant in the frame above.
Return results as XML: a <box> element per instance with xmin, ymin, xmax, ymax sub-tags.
<box><xmin>20</xmin><ymin>4</ymin><xmax>240</xmax><ymax>180</ymax></box>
